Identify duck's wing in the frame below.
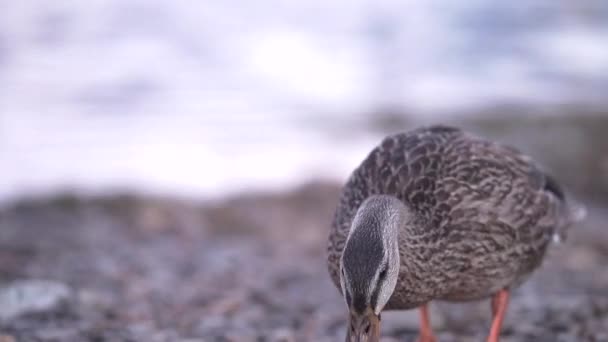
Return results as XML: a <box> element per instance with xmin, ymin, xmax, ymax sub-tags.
<box><xmin>438</xmin><ymin>134</ymin><xmax>580</xmax><ymax>256</ymax></box>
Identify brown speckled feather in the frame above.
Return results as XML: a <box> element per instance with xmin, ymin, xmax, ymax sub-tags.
<box><xmin>327</xmin><ymin>125</ymin><xmax>578</xmax><ymax>309</ymax></box>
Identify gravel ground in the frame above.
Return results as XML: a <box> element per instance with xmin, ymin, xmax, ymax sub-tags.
<box><xmin>0</xmin><ymin>181</ymin><xmax>607</xmax><ymax>341</ymax></box>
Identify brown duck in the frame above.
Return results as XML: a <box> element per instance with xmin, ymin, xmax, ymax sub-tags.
<box><xmin>327</xmin><ymin>125</ymin><xmax>584</xmax><ymax>342</ymax></box>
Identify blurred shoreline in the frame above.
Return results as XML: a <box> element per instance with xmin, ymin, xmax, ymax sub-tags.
<box><xmin>3</xmin><ymin>106</ymin><xmax>608</xmax><ymax>206</ymax></box>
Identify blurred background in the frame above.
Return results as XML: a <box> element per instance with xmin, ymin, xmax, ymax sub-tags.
<box><xmin>1</xmin><ymin>1</ymin><xmax>608</xmax><ymax>341</ymax></box>
<box><xmin>2</xmin><ymin>0</ymin><xmax>608</xmax><ymax>201</ymax></box>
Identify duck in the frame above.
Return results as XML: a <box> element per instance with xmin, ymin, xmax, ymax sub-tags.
<box><xmin>327</xmin><ymin>125</ymin><xmax>584</xmax><ymax>342</ymax></box>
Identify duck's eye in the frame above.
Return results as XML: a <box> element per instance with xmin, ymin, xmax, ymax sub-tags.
<box><xmin>378</xmin><ymin>265</ymin><xmax>388</xmax><ymax>282</ymax></box>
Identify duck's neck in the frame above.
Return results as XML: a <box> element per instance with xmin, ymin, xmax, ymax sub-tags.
<box><xmin>348</xmin><ymin>194</ymin><xmax>419</xmax><ymax>247</ymax></box>
<box><xmin>347</xmin><ymin>195</ymin><xmax>438</xmax><ymax>308</ymax></box>
<box><xmin>349</xmin><ymin>195</ymin><xmax>407</xmax><ymax>241</ymax></box>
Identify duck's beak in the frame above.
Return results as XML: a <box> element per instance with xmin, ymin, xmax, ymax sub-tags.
<box><xmin>345</xmin><ymin>308</ymin><xmax>381</xmax><ymax>342</ymax></box>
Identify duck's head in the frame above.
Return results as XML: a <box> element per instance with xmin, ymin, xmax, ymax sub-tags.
<box><xmin>339</xmin><ymin>195</ymin><xmax>407</xmax><ymax>342</ymax></box>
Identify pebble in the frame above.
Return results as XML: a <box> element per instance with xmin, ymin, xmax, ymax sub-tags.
<box><xmin>0</xmin><ymin>280</ymin><xmax>71</xmax><ymax>321</ymax></box>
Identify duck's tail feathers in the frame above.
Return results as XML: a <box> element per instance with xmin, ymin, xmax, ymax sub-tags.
<box><xmin>552</xmin><ymin>199</ymin><xmax>586</xmax><ymax>244</ymax></box>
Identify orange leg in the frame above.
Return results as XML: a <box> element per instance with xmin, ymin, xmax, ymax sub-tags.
<box><xmin>416</xmin><ymin>304</ymin><xmax>436</xmax><ymax>342</ymax></box>
<box><xmin>488</xmin><ymin>289</ymin><xmax>510</xmax><ymax>342</ymax></box>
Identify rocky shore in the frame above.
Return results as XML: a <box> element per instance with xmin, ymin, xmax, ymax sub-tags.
<box><xmin>0</xmin><ymin>179</ymin><xmax>607</xmax><ymax>341</ymax></box>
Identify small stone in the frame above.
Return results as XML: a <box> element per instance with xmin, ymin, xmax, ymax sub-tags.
<box><xmin>197</xmin><ymin>315</ymin><xmax>226</xmax><ymax>331</ymax></box>
<box><xmin>0</xmin><ymin>280</ymin><xmax>71</xmax><ymax>321</ymax></box>
<box><xmin>269</xmin><ymin>328</ymin><xmax>294</xmax><ymax>342</ymax></box>
<box><xmin>0</xmin><ymin>335</ymin><xmax>16</xmax><ymax>342</ymax></box>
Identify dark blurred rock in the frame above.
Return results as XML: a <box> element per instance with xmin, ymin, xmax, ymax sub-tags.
<box><xmin>202</xmin><ymin>181</ymin><xmax>341</xmax><ymax>248</ymax></box>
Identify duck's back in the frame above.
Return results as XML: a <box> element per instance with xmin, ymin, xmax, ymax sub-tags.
<box><xmin>327</xmin><ymin>125</ymin><xmax>578</xmax><ymax>305</ymax></box>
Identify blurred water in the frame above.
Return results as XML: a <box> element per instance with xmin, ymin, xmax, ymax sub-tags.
<box><xmin>1</xmin><ymin>1</ymin><xmax>608</xmax><ymax>201</ymax></box>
